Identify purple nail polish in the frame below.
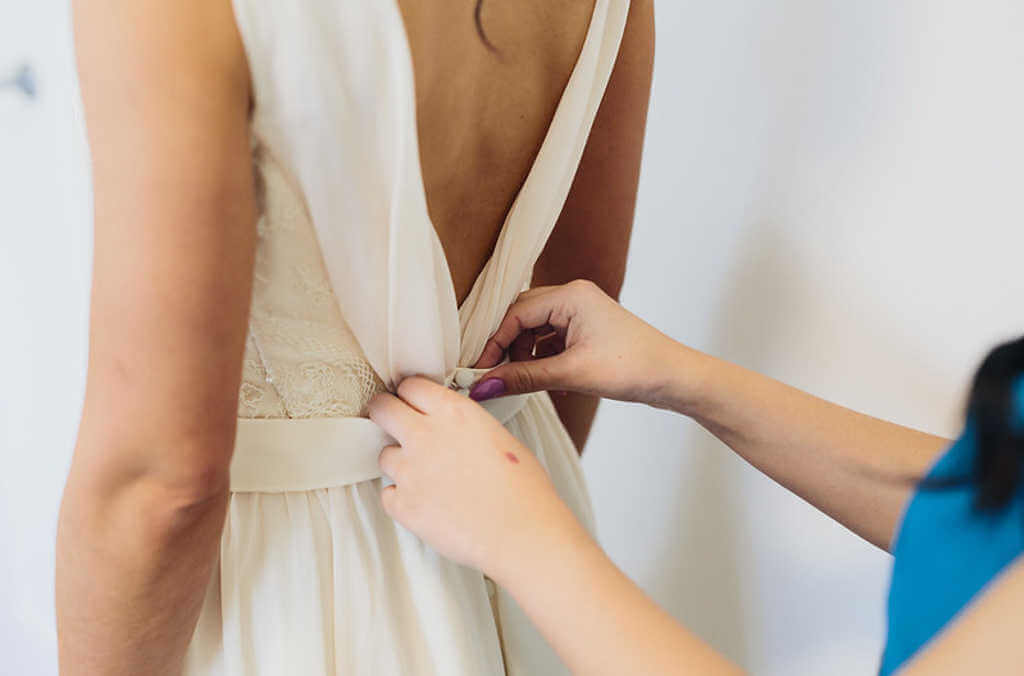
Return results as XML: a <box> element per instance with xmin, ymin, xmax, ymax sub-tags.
<box><xmin>470</xmin><ymin>378</ymin><xmax>506</xmax><ymax>402</ymax></box>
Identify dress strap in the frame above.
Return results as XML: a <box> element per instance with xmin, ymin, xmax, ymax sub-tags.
<box><xmin>457</xmin><ymin>0</ymin><xmax>631</xmax><ymax>364</ymax></box>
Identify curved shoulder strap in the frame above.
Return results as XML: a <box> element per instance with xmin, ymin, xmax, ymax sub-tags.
<box><xmin>458</xmin><ymin>0</ymin><xmax>631</xmax><ymax>363</ymax></box>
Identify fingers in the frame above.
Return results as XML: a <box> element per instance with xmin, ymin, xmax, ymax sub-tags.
<box><xmin>509</xmin><ymin>330</ymin><xmax>536</xmax><ymax>363</ymax></box>
<box><xmin>395</xmin><ymin>375</ymin><xmax>458</xmax><ymax>414</ymax></box>
<box><xmin>380</xmin><ymin>484</ymin><xmax>401</xmax><ymax>519</ymax></box>
<box><xmin>470</xmin><ymin>351</ymin><xmax>576</xmax><ymax>399</ymax></box>
<box><xmin>533</xmin><ymin>331</ymin><xmax>564</xmax><ymax>359</ymax></box>
<box><xmin>474</xmin><ymin>291</ymin><xmax>572</xmax><ymax>369</ymax></box>
<box><xmin>513</xmin><ymin>285</ymin><xmax>560</xmax><ymax>302</ymax></box>
<box><xmin>367</xmin><ymin>392</ymin><xmax>422</xmax><ymax>441</ymax></box>
<box><xmin>378</xmin><ymin>444</ymin><xmax>404</xmax><ymax>482</ymax></box>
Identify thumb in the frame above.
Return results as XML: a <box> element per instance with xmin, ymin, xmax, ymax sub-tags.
<box><xmin>469</xmin><ymin>354</ymin><xmax>574</xmax><ymax>400</ymax></box>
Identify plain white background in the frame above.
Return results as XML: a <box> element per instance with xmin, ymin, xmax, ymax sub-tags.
<box><xmin>2</xmin><ymin>1</ymin><xmax>1023</xmax><ymax>673</ymax></box>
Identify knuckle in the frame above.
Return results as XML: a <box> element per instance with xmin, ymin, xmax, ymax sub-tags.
<box><xmin>429</xmin><ymin>389</ymin><xmax>459</xmax><ymax>416</ymax></box>
<box><xmin>440</xmin><ymin>395</ymin><xmax>469</xmax><ymax>422</ymax></box>
<box><xmin>511</xmin><ymin>368</ymin><xmax>535</xmax><ymax>392</ymax></box>
<box><xmin>396</xmin><ymin>377</ymin><xmax>421</xmax><ymax>401</ymax></box>
<box><xmin>570</xmin><ymin>279</ymin><xmax>604</xmax><ymax>305</ymax></box>
<box><xmin>561</xmin><ymin>347</ymin><xmax>584</xmax><ymax>371</ymax></box>
<box><xmin>533</xmin><ymin>362</ymin><xmax>556</xmax><ymax>387</ymax></box>
<box><xmin>568</xmin><ymin>278</ymin><xmax>597</xmax><ymax>294</ymax></box>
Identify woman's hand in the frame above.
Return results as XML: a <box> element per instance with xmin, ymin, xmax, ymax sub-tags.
<box><xmin>369</xmin><ymin>380</ymin><xmax>741</xmax><ymax>676</ymax></box>
<box><xmin>470</xmin><ymin>280</ymin><xmax>690</xmax><ymax>408</ymax></box>
<box><xmin>368</xmin><ymin>377</ymin><xmax>589</xmax><ymax>577</ymax></box>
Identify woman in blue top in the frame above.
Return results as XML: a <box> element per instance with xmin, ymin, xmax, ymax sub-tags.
<box><xmin>367</xmin><ymin>280</ymin><xmax>1024</xmax><ymax>675</ymax></box>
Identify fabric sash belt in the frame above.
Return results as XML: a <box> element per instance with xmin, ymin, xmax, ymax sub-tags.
<box><xmin>229</xmin><ymin>368</ymin><xmax>526</xmax><ymax>493</ymax></box>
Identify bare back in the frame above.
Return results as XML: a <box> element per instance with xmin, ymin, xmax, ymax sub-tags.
<box><xmin>397</xmin><ymin>0</ymin><xmax>596</xmax><ymax>304</ymax></box>
<box><xmin>65</xmin><ymin>0</ymin><xmax>651</xmax><ymax>671</ymax></box>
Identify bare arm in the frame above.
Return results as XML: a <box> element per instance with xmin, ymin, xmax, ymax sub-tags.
<box><xmin>375</xmin><ymin>374</ymin><xmax>1024</xmax><ymax>674</ymax></box>
<box><xmin>57</xmin><ymin>1</ymin><xmax>254</xmax><ymax>673</ymax></box>
<box><xmin>506</xmin><ymin>538</ymin><xmax>1024</xmax><ymax>675</ymax></box>
<box><xmin>386</xmin><ymin>285</ymin><xmax>1022</xmax><ymax>673</ymax></box>
<box><xmin>475</xmin><ymin>282</ymin><xmax>950</xmax><ymax>550</ymax></box>
<box><xmin>673</xmin><ymin>350</ymin><xmax>949</xmax><ymax>550</ymax></box>
<box><xmin>532</xmin><ymin>0</ymin><xmax>653</xmax><ymax>451</ymax></box>
<box><xmin>370</xmin><ymin>378</ymin><xmax>742</xmax><ymax>675</ymax></box>
<box><xmin>492</xmin><ymin>507</ymin><xmax>742</xmax><ymax>675</ymax></box>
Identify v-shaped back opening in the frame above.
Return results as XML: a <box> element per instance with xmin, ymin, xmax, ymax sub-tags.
<box><xmin>391</xmin><ymin>0</ymin><xmax>602</xmax><ymax>313</ymax></box>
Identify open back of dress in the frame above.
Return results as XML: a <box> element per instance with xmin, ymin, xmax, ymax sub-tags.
<box><xmin>183</xmin><ymin>1</ymin><xmax>630</xmax><ymax>673</ymax></box>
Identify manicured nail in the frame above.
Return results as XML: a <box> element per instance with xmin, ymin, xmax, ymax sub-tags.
<box><xmin>470</xmin><ymin>378</ymin><xmax>506</xmax><ymax>402</ymax></box>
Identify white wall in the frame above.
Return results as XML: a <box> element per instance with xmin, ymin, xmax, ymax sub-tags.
<box><xmin>583</xmin><ymin>1</ymin><xmax>1024</xmax><ymax>674</ymax></box>
<box><xmin>2</xmin><ymin>1</ymin><xmax>1023</xmax><ymax>674</ymax></box>
<box><xmin>1</xmin><ymin>2</ymin><xmax>89</xmax><ymax>674</ymax></box>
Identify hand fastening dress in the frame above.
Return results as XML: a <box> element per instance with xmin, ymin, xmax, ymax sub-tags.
<box><xmin>182</xmin><ymin>1</ymin><xmax>630</xmax><ymax>673</ymax></box>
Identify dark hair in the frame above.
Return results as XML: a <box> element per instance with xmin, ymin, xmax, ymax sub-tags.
<box><xmin>967</xmin><ymin>335</ymin><xmax>1024</xmax><ymax>510</ymax></box>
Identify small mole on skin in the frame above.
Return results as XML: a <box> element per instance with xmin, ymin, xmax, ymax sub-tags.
<box><xmin>505</xmin><ymin>452</ymin><xmax>520</xmax><ymax>464</ymax></box>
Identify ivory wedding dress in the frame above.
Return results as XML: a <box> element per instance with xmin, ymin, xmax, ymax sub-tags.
<box><xmin>183</xmin><ymin>0</ymin><xmax>629</xmax><ymax>673</ymax></box>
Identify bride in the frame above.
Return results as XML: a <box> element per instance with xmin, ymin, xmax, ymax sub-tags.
<box><xmin>57</xmin><ymin>0</ymin><xmax>652</xmax><ymax>673</ymax></box>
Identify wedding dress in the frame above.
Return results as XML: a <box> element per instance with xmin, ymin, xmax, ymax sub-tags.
<box><xmin>183</xmin><ymin>0</ymin><xmax>629</xmax><ymax>673</ymax></box>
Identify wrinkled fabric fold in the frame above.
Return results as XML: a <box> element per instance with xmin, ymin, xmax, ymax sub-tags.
<box><xmin>186</xmin><ymin>0</ymin><xmax>630</xmax><ymax>672</ymax></box>
<box><xmin>188</xmin><ymin>393</ymin><xmax>592</xmax><ymax>676</ymax></box>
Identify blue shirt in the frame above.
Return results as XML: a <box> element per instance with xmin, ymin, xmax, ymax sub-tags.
<box><xmin>881</xmin><ymin>381</ymin><xmax>1024</xmax><ymax>674</ymax></box>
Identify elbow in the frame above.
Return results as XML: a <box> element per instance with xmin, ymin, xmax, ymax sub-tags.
<box><xmin>66</xmin><ymin>423</ymin><xmax>236</xmax><ymax>537</ymax></box>
<box><xmin>57</xmin><ymin>431</ymin><xmax>233</xmax><ymax>601</ymax></box>
<box><xmin>130</xmin><ymin>429</ymin><xmax>236</xmax><ymax>512</ymax></box>
<box><xmin>139</xmin><ymin>455</ymin><xmax>232</xmax><ymax>542</ymax></box>
<box><xmin>149</xmin><ymin>441</ymin><xmax>234</xmax><ymax>513</ymax></box>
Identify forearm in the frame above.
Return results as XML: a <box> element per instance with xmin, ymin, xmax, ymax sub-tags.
<box><xmin>662</xmin><ymin>345</ymin><xmax>949</xmax><ymax>550</ymax></box>
<box><xmin>492</xmin><ymin>510</ymin><xmax>741</xmax><ymax>675</ymax></box>
<box><xmin>56</xmin><ymin>432</ymin><xmax>231</xmax><ymax>675</ymax></box>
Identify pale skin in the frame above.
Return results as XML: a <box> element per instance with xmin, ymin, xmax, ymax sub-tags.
<box><xmin>370</xmin><ymin>280</ymin><xmax>1024</xmax><ymax>675</ymax></box>
<box><xmin>58</xmin><ymin>0</ymin><xmax>650</xmax><ymax>673</ymax></box>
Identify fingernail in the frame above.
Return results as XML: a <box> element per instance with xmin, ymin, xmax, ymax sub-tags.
<box><xmin>470</xmin><ymin>378</ymin><xmax>506</xmax><ymax>402</ymax></box>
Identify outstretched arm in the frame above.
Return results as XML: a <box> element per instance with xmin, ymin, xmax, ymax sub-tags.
<box><xmin>370</xmin><ymin>378</ymin><xmax>741</xmax><ymax>676</ymax></box>
<box><xmin>372</xmin><ymin>374</ymin><xmax>1022</xmax><ymax>675</ymax></box>
<box><xmin>472</xmin><ymin>281</ymin><xmax>949</xmax><ymax>550</ymax></box>
<box><xmin>57</xmin><ymin>1</ymin><xmax>253</xmax><ymax>673</ymax></box>
<box><xmin>667</xmin><ymin>347</ymin><xmax>948</xmax><ymax>550</ymax></box>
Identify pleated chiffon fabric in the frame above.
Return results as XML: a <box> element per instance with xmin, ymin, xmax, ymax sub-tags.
<box><xmin>183</xmin><ymin>1</ymin><xmax>630</xmax><ymax>673</ymax></box>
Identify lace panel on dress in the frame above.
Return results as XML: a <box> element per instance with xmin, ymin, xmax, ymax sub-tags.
<box><xmin>237</xmin><ymin>142</ymin><xmax>387</xmax><ymax>419</ymax></box>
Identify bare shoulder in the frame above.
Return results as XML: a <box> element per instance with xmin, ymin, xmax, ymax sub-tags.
<box><xmin>902</xmin><ymin>554</ymin><xmax>1024</xmax><ymax>674</ymax></box>
<box><xmin>72</xmin><ymin>0</ymin><xmax>249</xmax><ymax>109</ymax></box>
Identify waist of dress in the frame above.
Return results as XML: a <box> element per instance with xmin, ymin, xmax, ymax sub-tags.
<box><xmin>229</xmin><ymin>367</ymin><xmax>528</xmax><ymax>493</ymax></box>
